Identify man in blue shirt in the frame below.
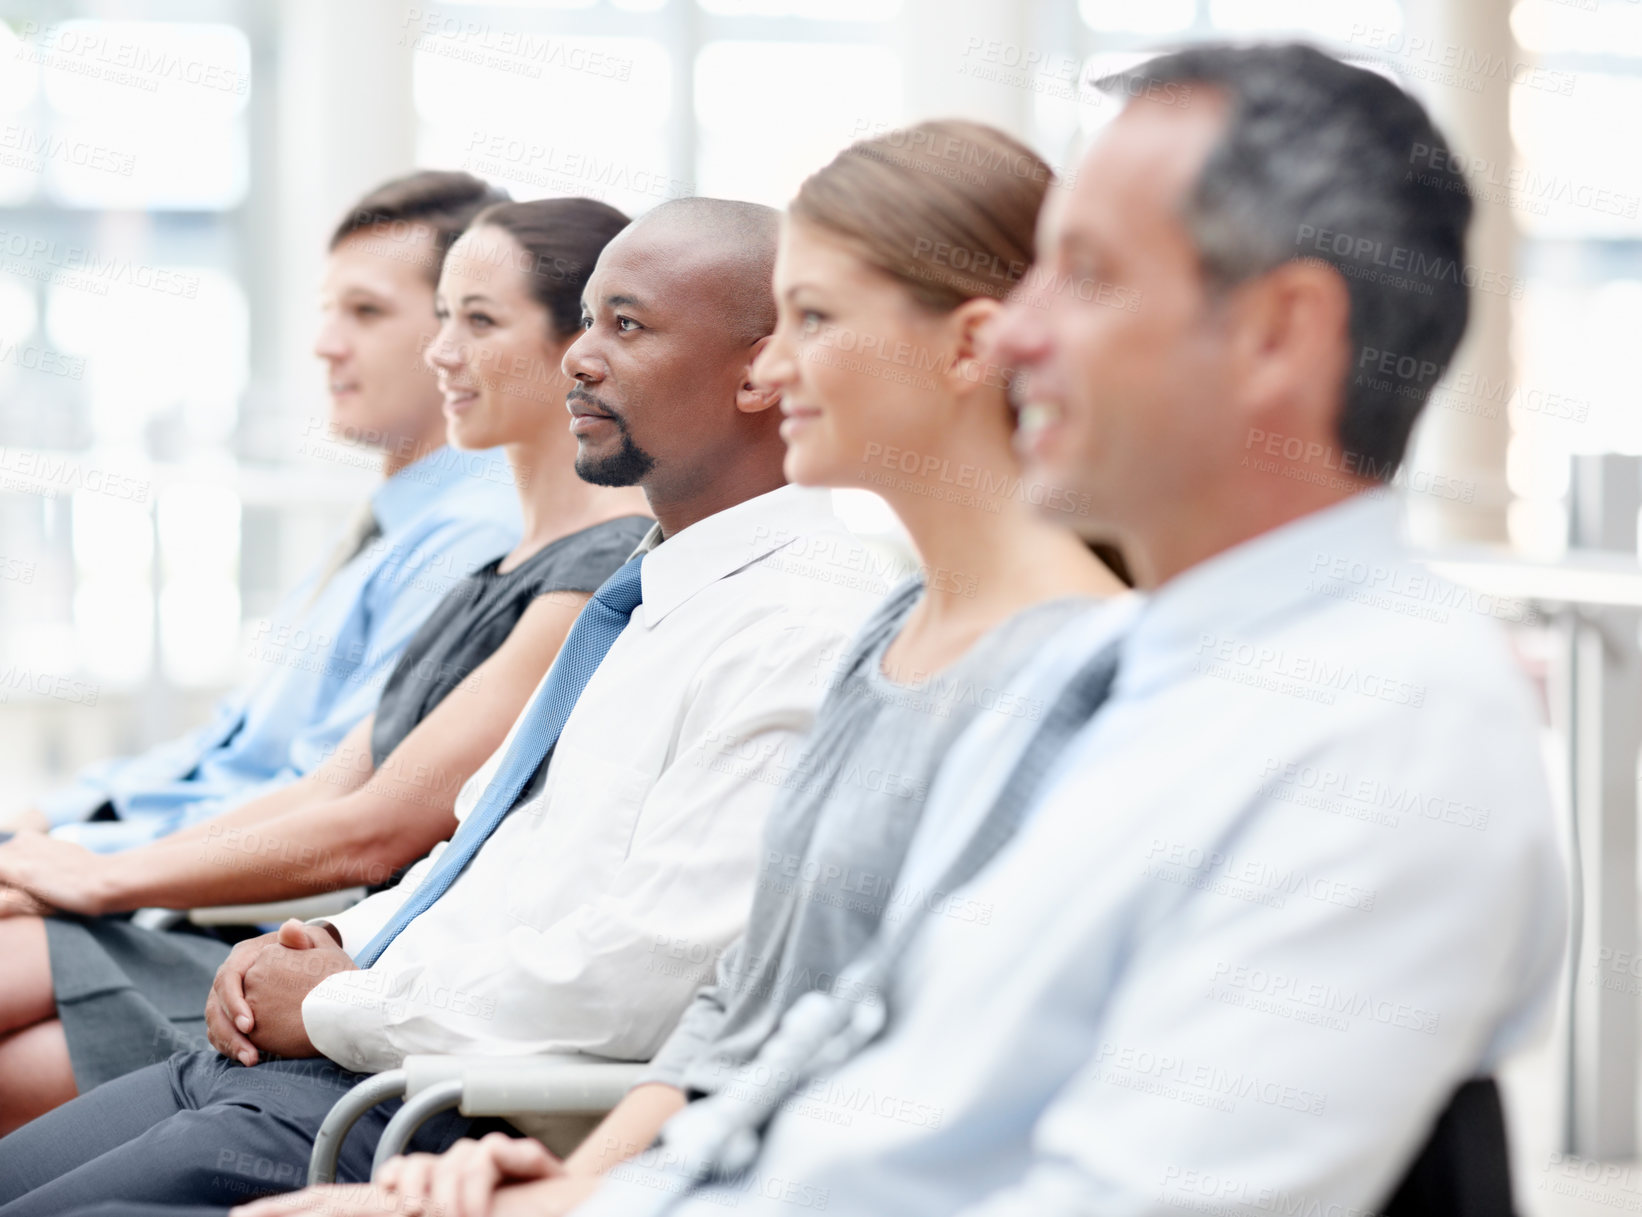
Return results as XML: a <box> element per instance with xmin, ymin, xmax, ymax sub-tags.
<box><xmin>4</xmin><ymin>171</ymin><xmax>520</xmax><ymax>854</ymax></box>
<box><xmin>13</xmin><ymin>46</ymin><xmax>1567</xmax><ymax>1217</ymax></box>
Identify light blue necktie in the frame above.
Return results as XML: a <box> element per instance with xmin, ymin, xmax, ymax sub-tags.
<box><xmin>354</xmin><ymin>554</ymin><xmax>646</xmax><ymax>968</ymax></box>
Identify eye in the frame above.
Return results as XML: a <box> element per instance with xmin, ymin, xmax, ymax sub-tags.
<box><xmin>353</xmin><ymin>303</ymin><xmax>383</xmax><ymax>319</ymax></box>
<box><xmin>579</xmin><ymin>314</ymin><xmax>594</xmax><ymax>331</ymax></box>
<box><xmin>1063</xmin><ymin>257</ymin><xmax>1103</xmax><ymax>294</ymax></box>
<box><xmin>798</xmin><ymin>310</ymin><xmax>824</xmax><ymax>335</ymax></box>
<box><xmin>615</xmin><ymin>316</ymin><xmax>642</xmax><ymax>333</ymax></box>
<box><xmin>466</xmin><ymin>312</ymin><xmax>495</xmax><ymax>331</ymax></box>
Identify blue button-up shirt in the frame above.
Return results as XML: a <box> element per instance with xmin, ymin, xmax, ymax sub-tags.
<box><xmin>610</xmin><ymin>493</ymin><xmax>1566</xmax><ymax>1217</ymax></box>
<box><xmin>39</xmin><ymin>446</ymin><xmax>521</xmax><ymax>852</ymax></box>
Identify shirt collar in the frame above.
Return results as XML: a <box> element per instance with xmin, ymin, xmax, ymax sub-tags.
<box><xmin>1121</xmin><ymin>491</ymin><xmax>1406</xmax><ymax>695</ymax></box>
<box><xmin>369</xmin><ymin>445</ymin><xmax>511</xmax><ymax>533</ymax></box>
<box><xmin>631</xmin><ymin>483</ymin><xmax>841</xmax><ymax>628</ymax></box>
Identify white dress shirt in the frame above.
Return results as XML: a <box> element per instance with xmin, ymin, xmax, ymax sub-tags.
<box><xmin>303</xmin><ymin>485</ymin><xmax>882</xmax><ymax>1074</ymax></box>
<box><xmin>644</xmin><ymin>493</ymin><xmax>1567</xmax><ymax>1217</ymax></box>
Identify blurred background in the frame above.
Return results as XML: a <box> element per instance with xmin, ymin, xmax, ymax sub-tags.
<box><xmin>0</xmin><ymin>0</ymin><xmax>1638</xmax><ymax>1208</ymax></box>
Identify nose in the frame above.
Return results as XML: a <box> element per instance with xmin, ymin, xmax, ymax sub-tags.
<box><xmin>986</xmin><ymin>282</ymin><xmax>1051</xmax><ymax>371</ymax></box>
<box><xmin>751</xmin><ymin>322</ymin><xmax>798</xmax><ymax>394</ymax></box>
<box><xmin>561</xmin><ymin>329</ymin><xmax>605</xmax><ymax>384</ymax></box>
<box><xmin>313</xmin><ymin>312</ymin><xmax>348</xmax><ymax>363</ymax></box>
<box><xmin>424</xmin><ymin>318</ymin><xmax>466</xmax><ymax>373</ymax></box>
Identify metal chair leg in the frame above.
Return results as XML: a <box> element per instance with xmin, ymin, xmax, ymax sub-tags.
<box><xmin>370</xmin><ymin>1077</ymin><xmax>467</xmax><ymax>1179</ymax></box>
<box><xmin>308</xmin><ymin>1068</ymin><xmax>408</xmax><ymax>1185</ymax></box>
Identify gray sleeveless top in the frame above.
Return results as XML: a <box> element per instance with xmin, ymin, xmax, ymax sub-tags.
<box><xmin>369</xmin><ymin>516</ymin><xmax>651</xmax><ymax>765</ymax></box>
<box><xmin>642</xmin><ymin>578</ymin><xmax>1096</xmax><ymax>1093</ymax></box>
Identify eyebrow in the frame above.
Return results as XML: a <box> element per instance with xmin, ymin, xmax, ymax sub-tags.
<box><xmin>604</xmin><ymin>293</ymin><xmax>645</xmax><ymax>310</ymax></box>
<box><xmin>1055</xmin><ymin>227</ymin><xmax>1097</xmax><ymax>256</ymax></box>
<box><xmin>333</xmin><ymin>288</ymin><xmax>392</xmax><ymax>307</ymax></box>
<box><xmin>458</xmin><ymin>293</ymin><xmax>496</xmax><ymax>306</ymax></box>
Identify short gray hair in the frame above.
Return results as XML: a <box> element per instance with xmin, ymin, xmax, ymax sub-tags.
<box><xmin>1098</xmin><ymin>42</ymin><xmax>1473</xmax><ymax>477</ymax></box>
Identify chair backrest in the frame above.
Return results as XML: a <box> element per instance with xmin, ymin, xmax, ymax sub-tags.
<box><xmin>1380</xmin><ymin>1078</ymin><xmax>1514</xmax><ymax>1217</ymax></box>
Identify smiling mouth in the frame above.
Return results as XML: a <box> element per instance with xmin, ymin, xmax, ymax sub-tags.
<box><xmin>1015</xmin><ymin>400</ymin><xmax>1066</xmax><ymax>446</ymax></box>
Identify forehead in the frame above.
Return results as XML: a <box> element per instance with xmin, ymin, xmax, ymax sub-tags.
<box><xmin>1059</xmin><ymin>93</ymin><xmax>1228</xmax><ymax>246</ymax></box>
<box><xmin>441</xmin><ymin>225</ymin><xmax>527</xmax><ymax>293</ymax></box>
<box><xmin>326</xmin><ymin>225</ymin><xmax>439</xmax><ymax>294</ymax></box>
<box><xmin>774</xmin><ymin>218</ymin><xmax>883</xmax><ymax>285</ymax></box>
<box><xmin>584</xmin><ymin>222</ymin><xmax>713</xmax><ymax>308</ymax></box>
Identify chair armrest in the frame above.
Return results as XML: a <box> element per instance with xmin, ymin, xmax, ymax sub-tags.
<box><xmin>368</xmin><ymin>1055</ymin><xmax>650</xmax><ymax>1179</ymax></box>
<box><xmin>187</xmin><ymin>887</ymin><xmax>367</xmax><ymax>927</ymax></box>
<box><xmin>398</xmin><ymin>1052</ymin><xmax>648</xmax><ymax>1115</ymax></box>
<box><xmin>308</xmin><ymin>1068</ymin><xmax>410</xmax><ymax>1186</ymax></box>
<box><xmin>131</xmin><ymin>907</ymin><xmax>186</xmax><ymax>931</ymax></box>
<box><xmin>458</xmin><ymin>1061</ymin><xmax>647</xmax><ymax>1116</ymax></box>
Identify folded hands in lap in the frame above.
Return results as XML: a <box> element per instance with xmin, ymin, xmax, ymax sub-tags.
<box><xmin>0</xmin><ymin>832</ymin><xmax>111</xmax><ymax>917</ymax></box>
<box><xmin>207</xmin><ymin>918</ymin><xmax>358</xmax><ymax>1065</ymax></box>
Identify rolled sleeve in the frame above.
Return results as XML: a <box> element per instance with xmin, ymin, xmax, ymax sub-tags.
<box><xmin>640</xmin><ymin>937</ymin><xmax>743</xmax><ymax>1090</ymax></box>
<box><xmin>281</xmin><ymin>519</ymin><xmax>516</xmax><ymax>782</ymax></box>
<box><xmin>37</xmin><ymin>778</ymin><xmax>113</xmax><ymax>831</ymax></box>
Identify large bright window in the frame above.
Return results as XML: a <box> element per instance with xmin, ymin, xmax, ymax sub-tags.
<box><xmin>0</xmin><ymin>9</ymin><xmax>251</xmax><ymax>696</ymax></box>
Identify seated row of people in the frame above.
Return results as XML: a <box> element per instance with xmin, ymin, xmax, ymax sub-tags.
<box><xmin>0</xmin><ymin>186</ymin><xmax>651</xmax><ymax>1121</ymax></box>
<box><xmin>0</xmin><ymin>41</ymin><xmax>1566</xmax><ymax>1217</ymax></box>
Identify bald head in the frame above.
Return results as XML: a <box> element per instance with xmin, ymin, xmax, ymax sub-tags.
<box><xmin>563</xmin><ymin>194</ymin><xmax>790</xmax><ymax>536</ymax></box>
<box><xmin>610</xmin><ymin>197</ymin><xmax>780</xmax><ymax>343</ymax></box>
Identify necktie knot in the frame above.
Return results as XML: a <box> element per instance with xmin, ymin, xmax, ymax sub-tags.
<box><xmin>594</xmin><ymin>554</ymin><xmax>646</xmax><ymax>617</ymax></box>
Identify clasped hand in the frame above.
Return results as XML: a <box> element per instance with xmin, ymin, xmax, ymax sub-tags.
<box><xmin>0</xmin><ymin>832</ymin><xmax>112</xmax><ymax>917</ymax></box>
<box><xmin>206</xmin><ymin>918</ymin><xmax>359</xmax><ymax>1065</ymax></box>
<box><xmin>231</xmin><ymin>1132</ymin><xmax>586</xmax><ymax>1217</ymax></box>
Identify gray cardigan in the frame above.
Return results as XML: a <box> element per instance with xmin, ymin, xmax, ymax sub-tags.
<box><xmin>642</xmin><ymin>579</ymin><xmax>1095</xmax><ymax>1094</ymax></box>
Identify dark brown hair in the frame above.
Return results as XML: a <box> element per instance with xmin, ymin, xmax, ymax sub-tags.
<box><xmin>329</xmin><ymin>170</ymin><xmax>510</xmax><ymax>285</ymax></box>
<box><xmin>466</xmin><ymin>198</ymin><xmax>631</xmax><ymax>339</ymax></box>
<box><xmin>790</xmin><ymin>120</ymin><xmax>1050</xmax><ymax>313</ymax></box>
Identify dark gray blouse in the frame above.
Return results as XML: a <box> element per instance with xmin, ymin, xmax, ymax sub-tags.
<box><xmin>369</xmin><ymin>515</ymin><xmax>651</xmax><ymax>766</ymax></box>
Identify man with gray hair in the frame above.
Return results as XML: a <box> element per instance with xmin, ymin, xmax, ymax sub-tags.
<box><xmin>56</xmin><ymin>45</ymin><xmax>1563</xmax><ymax>1217</ymax></box>
<box><xmin>536</xmin><ymin>41</ymin><xmax>1560</xmax><ymax>1217</ymax></box>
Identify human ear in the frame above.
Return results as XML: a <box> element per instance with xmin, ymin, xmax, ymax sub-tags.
<box><xmin>736</xmin><ymin>334</ymin><xmax>782</xmax><ymax>415</ymax></box>
<box><xmin>1227</xmin><ymin>259</ymin><xmax>1351</xmax><ymax>423</ymax></box>
<box><xmin>944</xmin><ymin>297</ymin><xmax>1006</xmax><ymax>393</ymax></box>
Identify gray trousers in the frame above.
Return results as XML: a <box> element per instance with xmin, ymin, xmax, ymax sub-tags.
<box><xmin>0</xmin><ymin>1050</ymin><xmax>473</xmax><ymax>1213</ymax></box>
<box><xmin>57</xmin><ymin>1210</ymin><xmax>226</xmax><ymax>1217</ymax></box>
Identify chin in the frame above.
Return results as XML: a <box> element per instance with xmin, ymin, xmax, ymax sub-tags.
<box><xmin>332</xmin><ymin>398</ymin><xmax>405</xmax><ymax>442</ymax></box>
<box><xmin>781</xmin><ymin>450</ymin><xmax>838</xmax><ymax>489</ymax></box>
<box><xmin>326</xmin><ymin>396</ymin><xmax>365</xmax><ymax>431</ymax></box>
<box><xmin>447</xmin><ymin>421</ymin><xmax>495</xmax><ymax>451</ymax></box>
<box><xmin>1019</xmin><ymin>431</ymin><xmax>1081</xmax><ymax>491</ymax></box>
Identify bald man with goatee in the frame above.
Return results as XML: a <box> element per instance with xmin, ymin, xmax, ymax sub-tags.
<box><xmin>0</xmin><ymin>199</ymin><xmax>885</xmax><ymax>1213</ymax></box>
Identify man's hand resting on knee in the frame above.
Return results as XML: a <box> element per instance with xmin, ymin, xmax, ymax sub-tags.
<box><xmin>207</xmin><ymin>918</ymin><xmax>358</xmax><ymax>1065</ymax></box>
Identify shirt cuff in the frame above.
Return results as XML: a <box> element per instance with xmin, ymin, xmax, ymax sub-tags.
<box><xmin>303</xmin><ymin>970</ymin><xmax>401</xmax><ymax>1075</ymax></box>
<box><xmin>51</xmin><ymin>815</ymin><xmax>165</xmax><ymax>854</ymax></box>
<box><xmin>36</xmin><ymin>783</ymin><xmax>110</xmax><ymax>831</ymax></box>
